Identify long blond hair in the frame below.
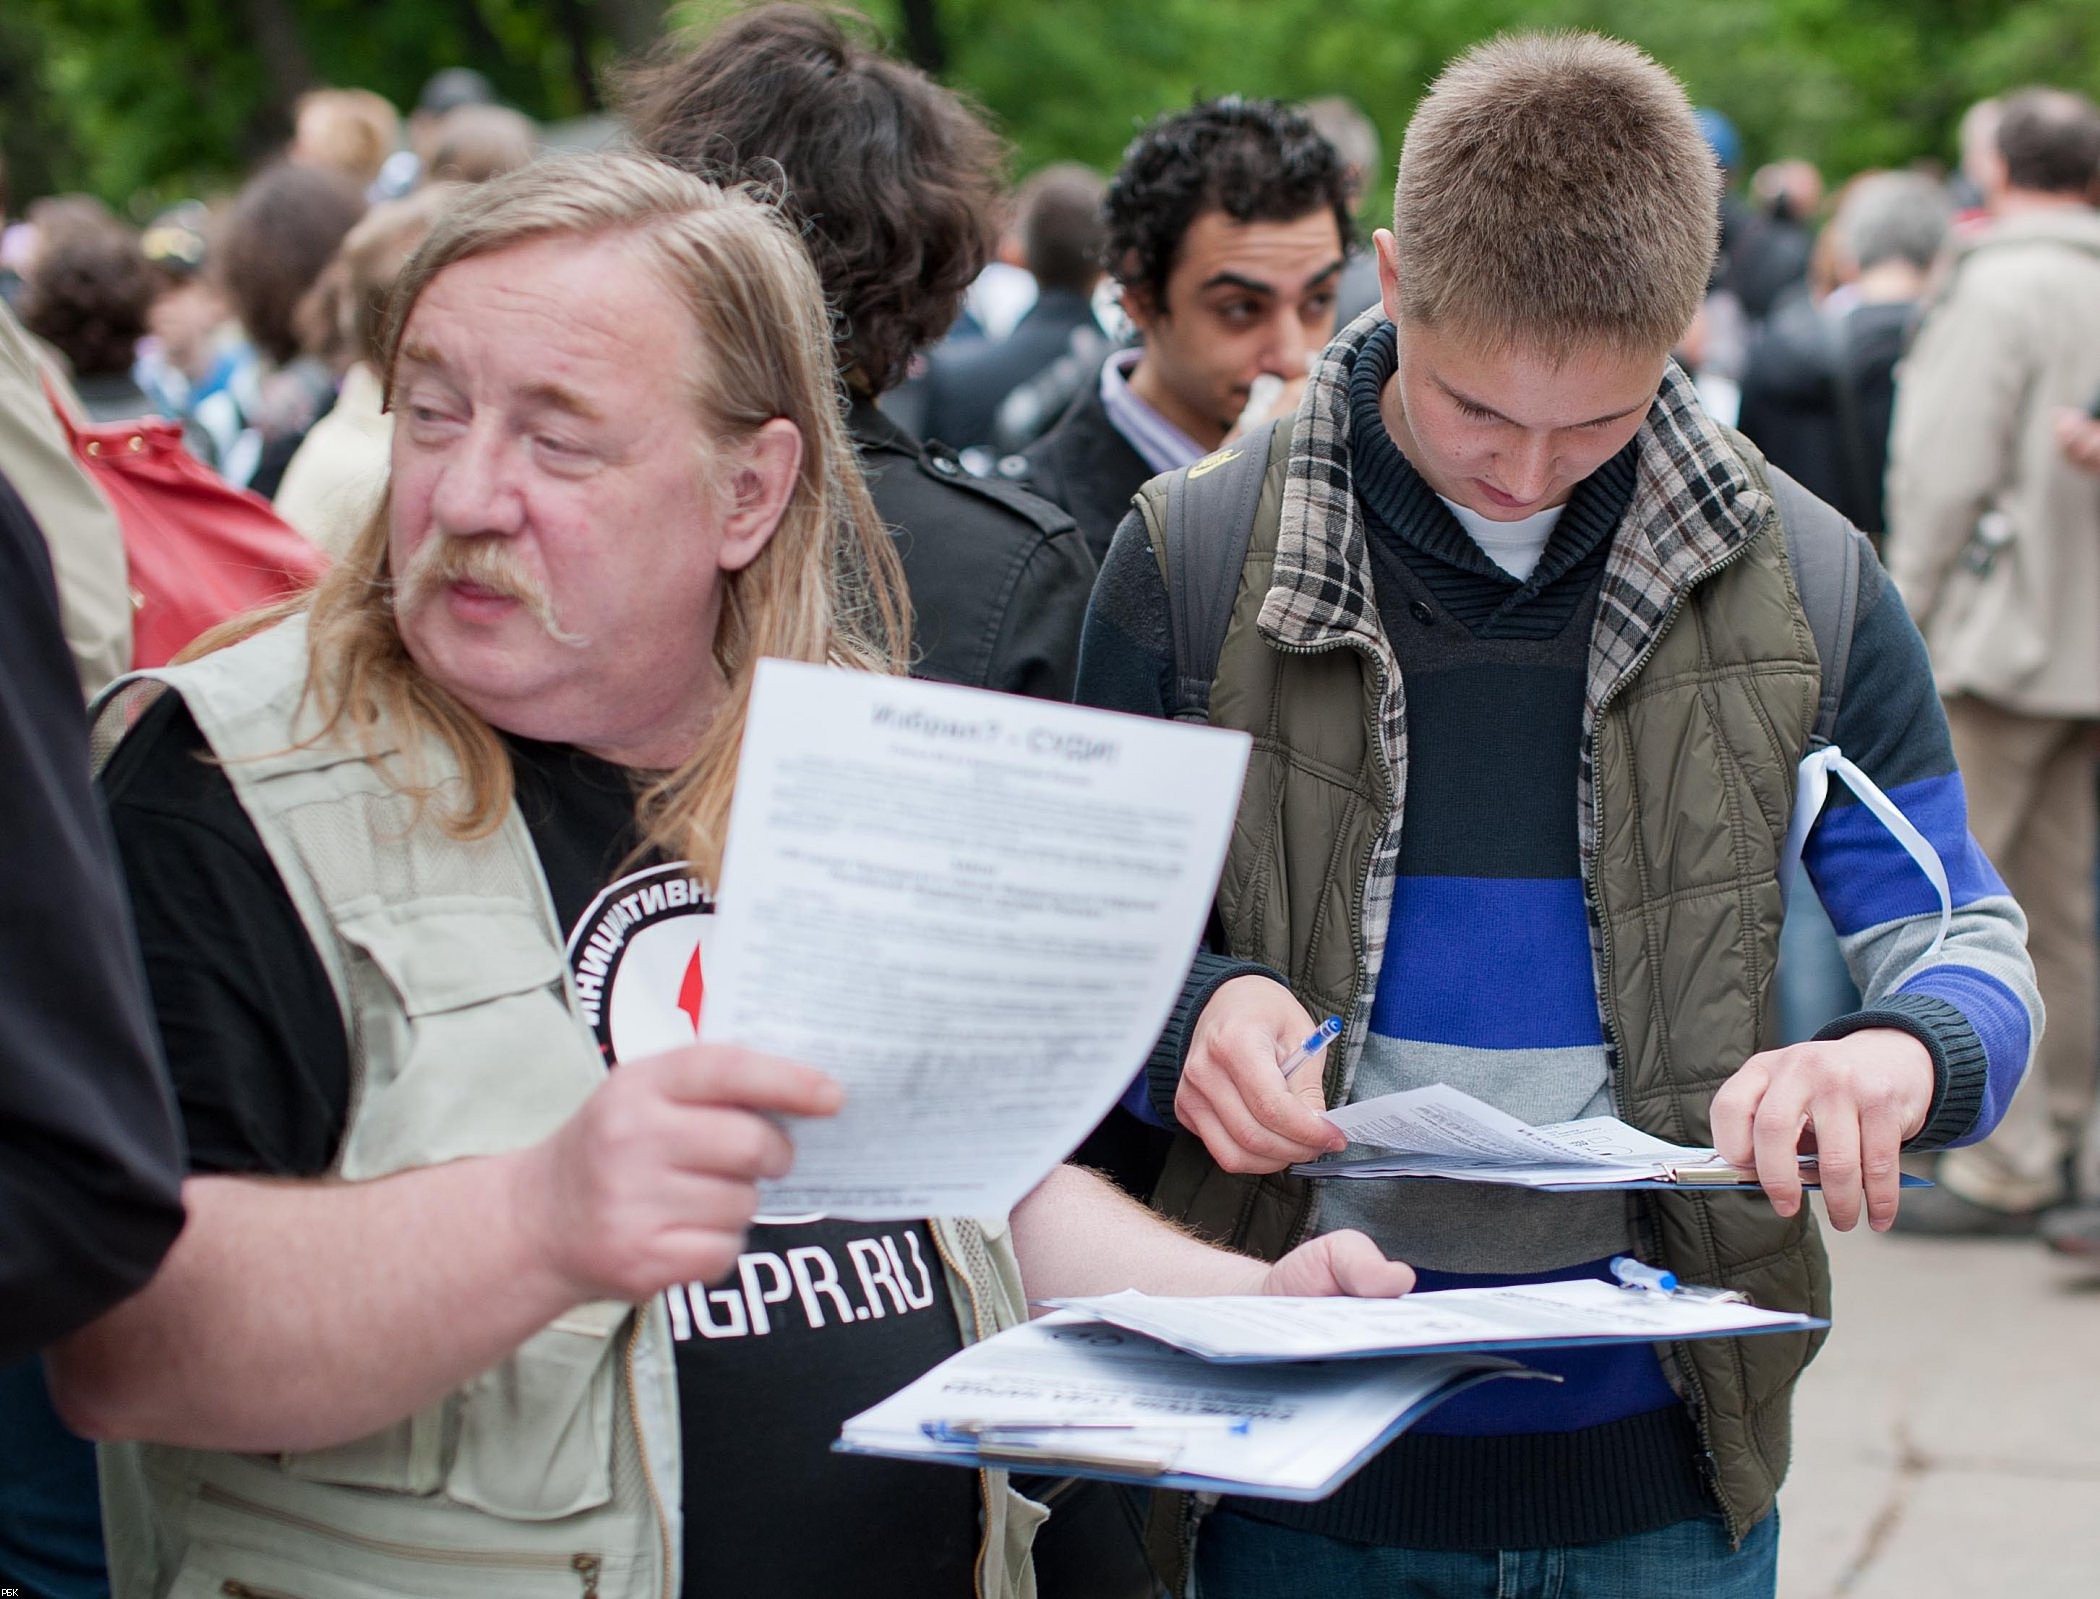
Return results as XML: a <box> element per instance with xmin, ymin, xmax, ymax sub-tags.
<box><xmin>210</xmin><ymin>153</ymin><xmax>909</xmax><ymax>884</ymax></box>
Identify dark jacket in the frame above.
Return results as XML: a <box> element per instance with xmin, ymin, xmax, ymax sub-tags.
<box><xmin>851</xmin><ymin>397</ymin><xmax>1095</xmax><ymax>700</ymax></box>
<box><xmin>1737</xmin><ymin>288</ymin><xmax>1916</xmax><ymax>536</ymax></box>
<box><xmin>922</xmin><ymin>288</ymin><xmax>1103</xmax><ymax>453</ymax></box>
<box><xmin>1020</xmin><ymin>373</ymin><xmax>1156</xmax><ymax>566</ymax></box>
<box><xmin>0</xmin><ymin>468</ymin><xmax>185</xmax><ymax>1361</ymax></box>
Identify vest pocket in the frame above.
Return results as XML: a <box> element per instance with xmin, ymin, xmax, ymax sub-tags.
<box><xmin>278</xmin><ymin>1411</ymin><xmax>443</xmax><ymax>1495</ymax></box>
<box><xmin>444</xmin><ymin>1299</ymin><xmax>627</xmax><ymax>1521</ymax></box>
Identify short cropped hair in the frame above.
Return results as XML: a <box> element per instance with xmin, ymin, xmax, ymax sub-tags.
<box><xmin>1015</xmin><ymin>163</ymin><xmax>1106</xmax><ymax>296</ymax></box>
<box><xmin>1836</xmin><ymin>172</ymin><xmax>1951</xmax><ymax>274</ymax></box>
<box><xmin>1105</xmin><ymin>97</ymin><xmax>1353</xmax><ymax>309</ymax></box>
<box><xmin>1392</xmin><ymin>32</ymin><xmax>1718</xmax><ymax>358</ymax></box>
<box><xmin>217</xmin><ymin>162</ymin><xmax>367</xmax><ymax>364</ymax></box>
<box><xmin>1995</xmin><ymin>87</ymin><xmax>2100</xmax><ymax>197</ymax></box>
<box><xmin>622</xmin><ymin>3</ymin><xmax>1007</xmax><ymax>394</ymax></box>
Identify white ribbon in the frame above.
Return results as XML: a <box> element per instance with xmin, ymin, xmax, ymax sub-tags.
<box><xmin>1780</xmin><ymin>744</ymin><xmax>1951</xmax><ymax>960</ymax></box>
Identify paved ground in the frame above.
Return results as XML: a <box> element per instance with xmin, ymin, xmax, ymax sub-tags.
<box><xmin>1776</xmin><ymin>1202</ymin><xmax>2100</xmax><ymax>1597</ymax></box>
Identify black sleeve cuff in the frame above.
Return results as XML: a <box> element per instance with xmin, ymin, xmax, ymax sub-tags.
<box><xmin>1813</xmin><ymin>991</ymin><xmax>1989</xmax><ymax>1150</ymax></box>
<box><xmin>1146</xmin><ymin>952</ymin><xmax>1287</xmax><ymax>1127</ymax></box>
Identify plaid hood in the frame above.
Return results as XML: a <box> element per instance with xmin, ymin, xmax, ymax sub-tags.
<box><xmin>1259</xmin><ymin>307</ymin><xmax>1776</xmax><ymax>711</ymax></box>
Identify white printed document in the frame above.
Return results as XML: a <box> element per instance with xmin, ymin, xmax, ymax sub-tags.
<box><xmin>1300</xmin><ymin>1083</ymin><xmax>1775</xmax><ymax>1189</ymax></box>
<box><xmin>1043</xmin><ymin>1278</ymin><xmax>1823</xmax><ymax>1363</ymax></box>
<box><xmin>702</xmin><ymin>660</ymin><xmax>1250</xmax><ymax>1219</ymax></box>
<box><xmin>835</xmin><ymin>1311</ymin><xmax>1542</xmax><ymax>1499</ymax></box>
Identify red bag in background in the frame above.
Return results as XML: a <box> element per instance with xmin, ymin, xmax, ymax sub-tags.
<box><xmin>47</xmin><ymin>402</ymin><xmax>328</xmax><ymax>669</ymax></box>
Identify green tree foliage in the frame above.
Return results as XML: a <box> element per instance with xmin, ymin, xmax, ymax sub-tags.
<box><xmin>11</xmin><ymin>0</ymin><xmax>2100</xmax><ymax>215</ymax></box>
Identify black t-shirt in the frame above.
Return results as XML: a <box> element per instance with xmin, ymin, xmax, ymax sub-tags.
<box><xmin>100</xmin><ymin>697</ymin><xmax>978</xmax><ymax>1596</ymax></box>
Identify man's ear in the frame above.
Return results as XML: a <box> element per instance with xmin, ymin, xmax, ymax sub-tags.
<box><xmin>716</xmin><ymin>417</ymin><xmax>802</xmax><ymax>573</ymax></box>
<box><xmin>1374</xmin><ymin>229</ymin><xmax>1401</xmax><ymax>324</ymax></box>
<box><xmin>1120</xmin><ymin>279</ymin><xmax>1163</xmax><ymax>338</ymax></box>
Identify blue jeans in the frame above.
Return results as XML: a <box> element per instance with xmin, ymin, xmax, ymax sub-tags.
<box><xmin>1194</xmin><ymin>1508</ymin><xmax>1778</xmax><ymax>1599</ymax></box>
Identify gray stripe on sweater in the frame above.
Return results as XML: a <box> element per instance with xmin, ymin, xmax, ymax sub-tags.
<box><xmin>1316</xmin><ymin>1034</ymin><xmax>1638</xmax><ymax>1274</ymax></box>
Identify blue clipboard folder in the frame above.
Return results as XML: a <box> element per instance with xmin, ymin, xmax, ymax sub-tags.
<box><xmin>834</xmin><ymin>1316</ymin><xmax>1552</xmax><ymax>1501</ymax></box>
<box><xmin>835</xmin><ymin>1278</ymin><xmax>1822</xmax><ymax>1499</ymax></box>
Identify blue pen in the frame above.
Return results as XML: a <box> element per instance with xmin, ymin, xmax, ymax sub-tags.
<box><xmin>1279</xmin><ymin>1016</ymin><xmax>1344</xmax><ymax>1084</ymax></box>
<box><xmin>1609</xmin><ymin>1256</ymin><xmax>1679</xmax><ymax>1294</ymax></box>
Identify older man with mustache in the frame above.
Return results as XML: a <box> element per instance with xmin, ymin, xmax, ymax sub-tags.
<box><xmin>51</xmin><ymin>154</ymin><xmax>1410</xmax><ymax>1599</ymax></box>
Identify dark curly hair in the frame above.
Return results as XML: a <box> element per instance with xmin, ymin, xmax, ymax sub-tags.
<box><xmin>216</xmin><ymin>161</ymin><xmax>366</xmax><ymax>365</ymax></box>
<box><xmin>21</xmin><ymin>224</ymin><xmax>155</xmax><ymax>381</ymax></box>
<box><xmin>1106</xmin><ymin>97</ymin><xmax>1355</xmax><ymax>311</ymax></box>
<box><xmin>622</xmin><ymin>3</ymin><xmax>1007</xmax><ymax>395</ymax></box>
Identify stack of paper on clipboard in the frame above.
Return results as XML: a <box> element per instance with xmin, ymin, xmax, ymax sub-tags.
<box><xmin>835</xmin><ymin>1277</ymin><xmax>1821</xmax><ymax>1500</ymax></box>
<box><xmin>1292</xmin><ymin>1082</ymin><xmax>1929</xmax><ymax>1191</ymax></box>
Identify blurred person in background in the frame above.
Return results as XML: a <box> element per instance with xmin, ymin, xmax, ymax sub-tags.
<box><xmin>423</xmin><ymin>103</ymin><xmax>538</xmax><ymax>185</ymax></box>
<box><xmin>289</xmin><ymin>86</ymin><xmax>402</xmax><ymax>196</ymax></box>
<box><xmin>274</xmin><ymin>185</ymin><xmax>458</xmax><ymax>555</ymax></box>
<box><xmin>213</xmin><ymin>161</ymin><xmax>365</xmax><ymax>496</ymax></box>
<box><xmin>921</xmin><ymin>161</ymin><xmax>1108</xmax><ymax>455</ymax></box>
<box><xmin>1022</xmin><ymin>97</ymin><xmax>1354</xmax><ymax>561</ymax></box>
<box><xmin>1739</xmin><ymin>170</ymin><xmax>1951</xmax><ymax>541</ymax></box>
<box><xmin>135</xmin><ymin>203</ymin><xmax>255</xmax><ymax>471</ymax></box>
<box><xmin>1885</xmin><ymin>86</ymin><xmax>2100</xmax><ymax>1237</ymax></box>
<box><xmin>626</xmin><ymin>3</ymin><xmax>1096</xmax><ymax>706</ymax></box>
<box><xmin>1726</xmin><ymin>158</ymin><xmax>1822</xmax><ymax>323</ymax></box>
<box><xmin>1951</xmin><ymin>96</ymin><xmax>2004</xmax><ymax>230</ymax></box>
<box><xmin>1303</xmin><ymin>94</ymin><xmax>1385</xmax><ymax>325</ymax></box>
<box><xmin>20</xmin><ymin>218</ymin><xmax>155</xmax><ymax>422</ymax></box>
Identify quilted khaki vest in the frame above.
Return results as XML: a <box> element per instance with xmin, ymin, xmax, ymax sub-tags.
<box><xmin>1136</xmin><ymin>428</ymin><xmax>1831</xmax><ymax>1552</ymax></box>
<box><xmin>89</xmin><ymin>617</ymin><xmax>1040</xmax><ymax>1599</ymax></box>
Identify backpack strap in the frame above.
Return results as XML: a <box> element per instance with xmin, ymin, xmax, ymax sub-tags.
<box><xmin>1156</xmin><ymin>420</ymin><xmax>1286</xmax><ymax>722</ymax></box>
<box><xmin>1765</xmin><ymin>459</ymin><xmax>1861</xmax><ymax>748</ymax></box>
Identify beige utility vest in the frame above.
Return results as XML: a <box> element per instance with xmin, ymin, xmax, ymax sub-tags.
<box><xmin>1140</xmin><ymin>427</ymin><xmax>1832</xmax><ymax>1544</ymax></box>
<box><xmin>90</xmin><ymin>617</ymin><xmax>1041</xmax><ymax>1599</ymax></box>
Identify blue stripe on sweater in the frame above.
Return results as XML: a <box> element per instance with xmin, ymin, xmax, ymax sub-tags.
<box><xmin>1403</xmin><ymin>1257</ymin><xmax>1680</xmax><ymax>1435</ymax></box>
<box><xmin>1370</xmin><ymin>876</ymin><xmax>1603</xmax><ymax>1049</ymax></box>
<box><xmin>1803</xmin><ymin>770</ymin><xmax>2006</xmax><ymax>935</ymax></box>
<box><xmin>1898</xmin><ymin>963</ymin><xmax>2031</xmax><ymax>1144</ymax></box>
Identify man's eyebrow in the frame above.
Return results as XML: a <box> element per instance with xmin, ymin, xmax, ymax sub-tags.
<box><xmin>395</xmin><ymin>338</ymin><xmax>445</xmax><ymax>372</ymax></box>
<box><xmin>1435</xmin><ymin>373</ymin><xmax>1648</xmax><ymax>429</ymax></box>
<box><xmin>392</xmin><ymin>343</ymin><xmax>604</xmax><ymax>423</ymax></box>
<box><xmin>1197</xmin><ymin>258</ymin><xmax>1347</xmax><ymax>299</ymax></box>
<box><xmin>518</xmin><ymin>381</ymin><xmax>607</xmax><ymax>422</ymax></box>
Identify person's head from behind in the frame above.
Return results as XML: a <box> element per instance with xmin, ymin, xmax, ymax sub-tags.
<box><xmin>217</xmin><ymin>162</ymin><xmax>367</xmax><ymax>366</ymax></box>
<box><xmin>426</xmin><ymin>105</ymin><xmax>538</xmax><ymax>186</ymax></box>
<box><xmin>1981</xmin><ymin>87</ymin><xmax>2100</xmax><ymax>207</ymax></box>
<box><xmin>21</xmin><ymin>218</ymin><xmax>154</xmax><ymax>383</ymax></box>
<box><xmin>1302</xmin><ymin>96</ymin><xmax>1381</xmax><ymax>206</ymax></box>
<box><xmin>291</xmin><ymin>88</ymin><xmax>402</xmax><ymax>190</ymax></box>
<box><xmin>1378</xmin><ymin>32</ymin><xmax>1717</xmax><ymax>521</ymax></box>
<box><xmin>281</xmin><ymin>152</ymin><xmax>904</xmax><ymax>882</ymax></box>
<box><xmin>295</xmin><ymin>183</ymin><xmax>461</xmax><ymax>375</ymax></box>
<box><xmin>1106</xmin><ymin>97</ymin><xmax>1353</xmax><ymax>445</ymax></box>
<box><xmin>1014</xmin><ymin>162</ymin><xmax>1106</xmax><ymax>298</ymax></box>
<box><xmin>622</xmin><ymin>3</ymin><xmax>1006</xmax><ymax>397</ymax></box>
<box><xmin>1830</xmin><ymin>171</ymin><xmax>1951</xmax><ymax>295</ymax></box>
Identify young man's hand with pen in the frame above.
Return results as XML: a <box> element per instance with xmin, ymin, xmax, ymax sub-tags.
<box><xmin>1175</xmin><ymin>975</ymin><xmax>1350</xmax><ymax>1174</ymax></box>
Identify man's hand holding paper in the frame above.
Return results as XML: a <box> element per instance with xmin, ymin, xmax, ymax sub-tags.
<box><xmin>1710</xmin><ymin>1027</ymin><xmax>1936</xmax><ymax>1232</ymax></box>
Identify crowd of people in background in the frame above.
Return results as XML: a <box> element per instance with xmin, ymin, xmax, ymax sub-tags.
<box><xmin>1</xmin><ymin>8</ymin><xmax>2097</xmax><ymax>1597</ymax></box>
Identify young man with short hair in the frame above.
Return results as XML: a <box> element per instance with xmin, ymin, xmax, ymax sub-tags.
<box><xmin>1079</xmin><ymin>33</ymin><xmax>2036</xmax><ymax>1595</ymax></box>
<box><xmin>1024</xmin><ymin>97</ymin><xmax>1353</xmax><ymax>561</ymax></box>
